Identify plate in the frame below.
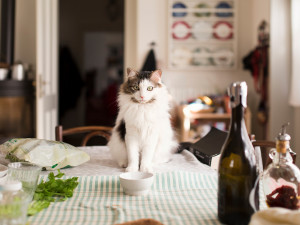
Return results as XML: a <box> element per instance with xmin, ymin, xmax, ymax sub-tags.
<box><xmin>192</xmin><ymin>21</ymin><xmax>213</xmax><ymax>40</ymax></box>
<box><xmin>215</xmin><ymin>1</ymin><xmax>233</xmax><ymax>18</ymax></box>
<box><xmin>172</xmin><ymin>47</ymin><xmax>193</xmax><ymax>66</ymax></box>
<box><xmin>192</xmin><ymin>47</ymin><xmax>213</xmax><ymax>66</ymax></box>
<box><xmin>194</xmin><ymin>3</ymin><xmax>211</xmax><ymax>17</ymax></box>
<box><xmin>213</xmin><ymin>21</ymin><xmax>233</xmax><ymax>40</ymax></box>
<box><xmin>172</xmin><ymin>21</ymin><xmax>191</xmax><ymax>40</ymax></box>
<box><xmin>172</xmin><ymin>2</ymin><xmax>187</xmax><ymax>17</ymax></box>
<box><xmin>213</xmin><ymin>49</ymin><xmax>234</xmax><ymax>66</ymax></box>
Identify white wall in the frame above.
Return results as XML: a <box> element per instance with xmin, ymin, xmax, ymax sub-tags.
<box><xmin>295</xmin><ymin>109</ymin><xmax>300</xmax><ymax>165</ymax></box>
<box><xmin>269</xmin><ymin>0</ymin><xmax>292</xmax><ymax>140</ymax></box>
<box><xmin>124</xmin><ymin>0</ymin><xmax>138</xmax><ymax>70</ymax></box>
<box><xmin>125</xmin><ymin>0</ymin><xmax>270</xmax><ymax>140</ymax></box>
<box><xmin>270</xmin><ymin>0</ymin><xmax>300</xmax><ymax>167</ymax></box>
<box><xmin>14</xmin><ymin>0</ymin><xmax>36</xmax><ymax>67</ymax></box>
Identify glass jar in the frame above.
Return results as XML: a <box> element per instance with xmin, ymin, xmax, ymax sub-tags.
<box><xmin>0</xmin><ymin>180</ymin><xmax>30</xmax><ymax>225</ymax></box>
<box><xmin>262</xmin><ymin>123</ymin><xmax>300</xmax><ymax>210</ymax></box>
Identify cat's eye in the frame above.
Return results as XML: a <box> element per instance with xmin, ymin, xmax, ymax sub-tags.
<box><xmin>147</xmin><ymin>86</ymin><xmax>154</xmax><ymax>91</ymax></box>
<box><xmin>132</xmin><ymin>85</ymin><xmax>139</xmax><ymax>91</ymax></box>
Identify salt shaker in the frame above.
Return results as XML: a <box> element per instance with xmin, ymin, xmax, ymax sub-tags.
<box><xmin>0</xmin><ymin>180</ymin><xmax>29</xmax><ymax>225</ymax></box>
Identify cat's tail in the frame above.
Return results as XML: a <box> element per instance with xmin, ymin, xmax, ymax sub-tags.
<box><xmin>153</xmin><ymin>138</ymin><xmax>178</xmax><ymax>164</ymax></box>
<box><xmin>108</xmin><ymin>132</ymin><xmax>128</xmax><ymax>168</ymax></box>
<box><xmin>171</xmin><ymin>139</ymin><xmax>179</xmax><ymax>154</ymax></box>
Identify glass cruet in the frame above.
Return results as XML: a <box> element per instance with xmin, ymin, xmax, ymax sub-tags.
<box><xmin>262</xmin><ymin>123</ymin><xmax>300</xmax><ymax>210</ymax></box>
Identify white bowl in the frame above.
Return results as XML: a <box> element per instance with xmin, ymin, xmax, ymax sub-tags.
<box><xmin>0</xmin><ymin>164</ymin><xmax>8</xmax><ymax>177</ymax></box>
<box><xmin>119</xmin><ymin>172</ymin><xmax>154</xmax><ymax>196</ymax></box>
<box><xmin>0</xmin><ymin>68</ymin><xmax>8</xmax><ymax>80</ymax></box>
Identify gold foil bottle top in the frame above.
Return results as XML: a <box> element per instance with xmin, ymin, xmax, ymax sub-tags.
<box><xmin>276</xmin><ymin>123</ymin><xmax>290</xmax><ymax>153</ymax></box>
<box><xmin>228</xmin><ymin>81</ymin><xmax>247</xmax><ymax>108</ymax></box>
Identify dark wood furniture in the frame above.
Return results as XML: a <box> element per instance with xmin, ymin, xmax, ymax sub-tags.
<box><xmin>55</xmin><ymin>125</ymin><xmax>113</xmax><ymax>146</ymax></box>
<box><xmin>178</xmin><ymin>105</ymin><xmax>251</xmax><ymax>142</ymax></box>
<box><xmin>0</xmin><ymin>80</ymin><xmax>35</xmax><ymax>138</ymax></box>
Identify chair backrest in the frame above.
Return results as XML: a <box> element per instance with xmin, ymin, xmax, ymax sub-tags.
<box><xmin>252</xmin><ymin>140</ymin><xmax>275</xmax><ymax>169</ymax></box>
<box><xmin>55</xmin><ymin>125</ymin><xmax>113</xmax><ymax>146</ymax></box>
<box><xmin>252</xmin><ymin>139</ymin><xmax>297</xmax><ymax>169</ymax></box>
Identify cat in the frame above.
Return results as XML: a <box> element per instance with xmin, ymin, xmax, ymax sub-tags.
<box><xmin>108</xmin><ymin>68</ymin><xmax>178</xmax><ymax>173</ymax></box>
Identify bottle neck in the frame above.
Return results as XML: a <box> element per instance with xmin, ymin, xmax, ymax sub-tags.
<box><xmin>273</xmin><ymin>150</ymin><xmax>293</xmax><ymax>165</ymax></box>
<box><xmin>230</xmin><ymin>103</ymin><xmax>246</xmax><ymax>132</ymax></box>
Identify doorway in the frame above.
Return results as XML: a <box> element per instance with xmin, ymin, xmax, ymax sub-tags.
<box><xmin>58</xmin><ymin>0</ymin><xmax>124</xmax><ymax>136</ymax></box>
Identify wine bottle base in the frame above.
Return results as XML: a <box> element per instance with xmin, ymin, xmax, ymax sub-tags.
<box><xmin>218</xmin><ymin>213</ymin><xmax>251</xmax><ymax>225</ymax></box>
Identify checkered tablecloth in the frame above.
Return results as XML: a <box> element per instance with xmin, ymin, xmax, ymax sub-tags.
<box><xmin>28</xmin><ymin>171</ymin><xmax>221</xmax><ymax>225</ymax></box>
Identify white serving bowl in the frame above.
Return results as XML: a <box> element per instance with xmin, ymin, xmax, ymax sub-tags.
<box><xmin>0</xmin><ymin>164</ymin><xmax>8</xmax><ymax>178</ymax></box>
<box><xmin>119</xmin><ymin>172</ymin><xmax>154</xmax><ymax>196</ymax></box>
<box><xmin>0</xmin><ymin>68</ymin><xmax>8</xmax><ymax>80</ymax></box>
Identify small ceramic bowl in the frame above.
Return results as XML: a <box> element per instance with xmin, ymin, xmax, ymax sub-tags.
<box><xmin>119</xmin><ymin>172</ymin><xmax>154</xmax><ymax>196</ymax></box>
<box><xmin>0</xmin><ymin>68</ymin><xmax>8</xmax><ymax>80</ymax></box>
<box><xmin>0</xmin><ymin>164</ymin><xmax>8</xmax><ymax>178</ymax></box>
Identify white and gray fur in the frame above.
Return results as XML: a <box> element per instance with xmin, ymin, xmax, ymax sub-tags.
<box><xmin>108</xmin><ymin>68</ymin><xmax>178</xmax><ymax>172</ymax></box>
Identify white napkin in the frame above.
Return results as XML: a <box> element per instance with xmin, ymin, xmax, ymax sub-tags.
<box><xmin>249</xmin><ymin>207</ymin><xmax>300</xmax><ymax>225</ymax></box>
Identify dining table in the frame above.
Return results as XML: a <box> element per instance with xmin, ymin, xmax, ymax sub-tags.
<box><xmin>0</xmin><ymin>146</ymin><xmax>267</xmax><ymax>225</ymax></box>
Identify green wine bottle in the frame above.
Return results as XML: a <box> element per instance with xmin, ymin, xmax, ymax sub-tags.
<box><xmin>218</xmin><ymin>81</ymin><xmax>259</xmax><ymax>225</ymax></box>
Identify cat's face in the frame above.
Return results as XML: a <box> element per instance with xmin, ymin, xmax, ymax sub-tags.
<box><xmin>122</xmin><ymin>68</ymin><xmax>162</xmax><ymax>104</ymax></box>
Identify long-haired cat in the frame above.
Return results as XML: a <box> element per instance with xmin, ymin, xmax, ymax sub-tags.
<box><xmin>108</xmin><ymin>68</ymin><xmax>178</xmax><ymax>172</ymax></box>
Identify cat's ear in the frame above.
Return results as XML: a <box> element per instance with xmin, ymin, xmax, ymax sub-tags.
<box><xmin>150</xmin><ymin>70</ymin><xmax>162</xmax><ymax>84</ymax></box>
<box><xmin>127</xmin><ymin>68</ymin><xmax>138</xmax><ymax>79</ymax></box>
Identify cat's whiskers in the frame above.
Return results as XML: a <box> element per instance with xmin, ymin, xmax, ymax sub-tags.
<box><xmin>131</xmin><ymin>97</ymin><xmax>139</xmax><ymax>103</ymax></box>
<box><xmin>131</xmin><ymin>97</ymin><xmax>156</xmax><ymax>104</ymax></box>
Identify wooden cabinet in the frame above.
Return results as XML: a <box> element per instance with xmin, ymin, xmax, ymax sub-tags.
<box><xmin>0</xmin><ymin>80</ymin><xmax>35</xmax><ymax>138</ymax></box>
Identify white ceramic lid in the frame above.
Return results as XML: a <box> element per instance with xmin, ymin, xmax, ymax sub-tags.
<box><xmin>0</xmin><ymin>180</ymin><xmax>22</xmax><ymax>191</ymax></box>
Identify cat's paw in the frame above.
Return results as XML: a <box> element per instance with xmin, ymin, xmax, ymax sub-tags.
<box><xmin>140</xmin><ymin>165</ymin><xmax>153</xmax><ymax>173</ymax></box>
<box><xmin>125</xmin><ymin>166</ymin><xmax>138</xmax><ymax>172</ymax></box>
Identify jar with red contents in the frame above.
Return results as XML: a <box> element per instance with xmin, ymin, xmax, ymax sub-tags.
<box><xmin>262</xmin><ymin>123</ymin><xmax>300</xmax><ymax>210</ymax></box>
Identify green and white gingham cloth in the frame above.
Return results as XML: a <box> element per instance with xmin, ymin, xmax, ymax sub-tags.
<box><xmin>28</xmin><ymin>171</ymin><xmax>220</xmax><ymax>225</ymax></box>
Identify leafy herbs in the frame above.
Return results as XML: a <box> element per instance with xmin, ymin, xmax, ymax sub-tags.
<box><xmin>27</xmin><ymin>200</ymin><xmax>50</xmax><ymax>216</ymax></box>
<box><xmin>27</xmin><ymin>170</ymin><xmax>79</xmax><ymax>216</ymax></box>
<box><xmin>5</xmin><ymin>153</ymin><xmax>26</xmax><ymax>162</ymax></box>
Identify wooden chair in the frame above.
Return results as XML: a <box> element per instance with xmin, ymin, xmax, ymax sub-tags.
<box><xmin>252</xmin><ymin>139</ymin><xmax>297</xmax><ymax>169</ymax></box>
<box><xmin>55</xmin><ymin>125</ymin><xmax>113</xmax><ymax>146</ymax></box>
